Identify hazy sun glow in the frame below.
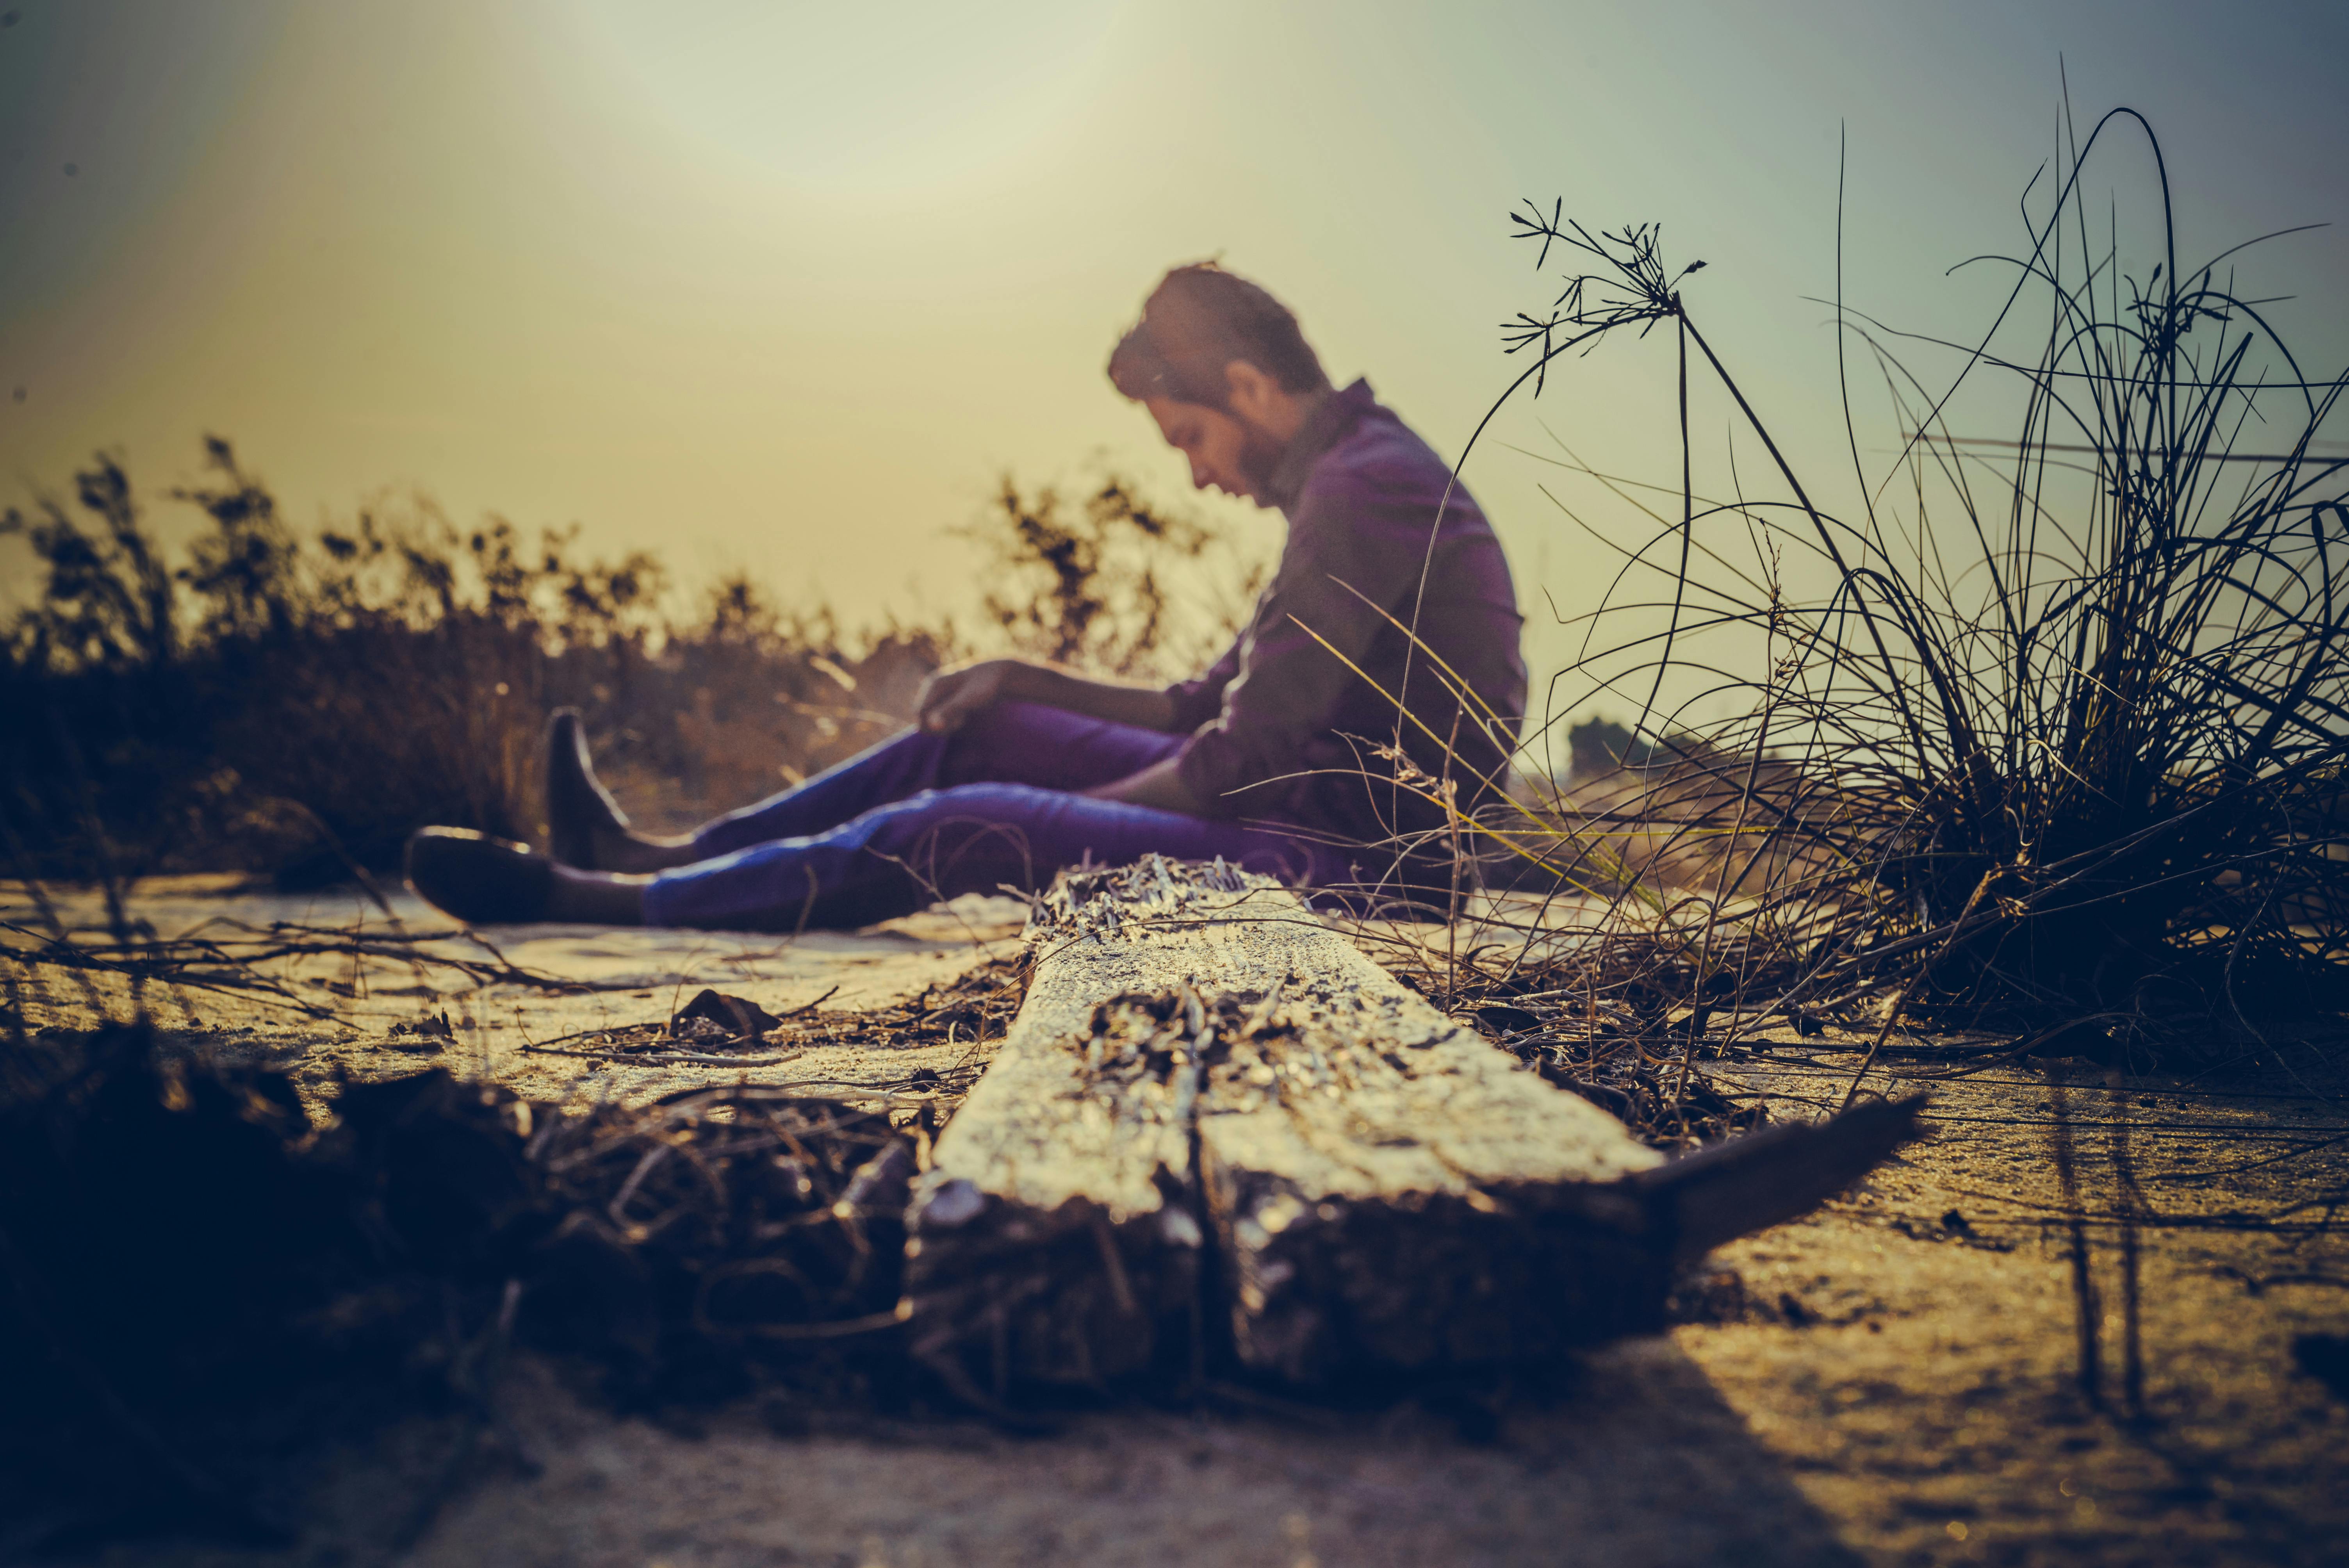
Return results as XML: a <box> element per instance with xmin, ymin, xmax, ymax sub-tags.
<box><xmin>2</xmin><ymin>0</ymin><xmax>2343</xmax><ymax>706</ymax></box>
<box><xmin>569</xmin><ymin>2</ymin><xmax>1128</xmax><ymax>195</ymax></box>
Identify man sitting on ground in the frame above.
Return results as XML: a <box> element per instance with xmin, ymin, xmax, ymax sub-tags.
<box><xmin>404</xmin><ymin>263</ymin><xmax>1527</xmax><ymax>930</ymax></box>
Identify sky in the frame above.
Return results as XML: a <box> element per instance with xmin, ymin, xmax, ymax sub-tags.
<box><xmin>3</xmin><ymin>0</ymin><xmax>2345</xmax><ymax>715</ymax></box>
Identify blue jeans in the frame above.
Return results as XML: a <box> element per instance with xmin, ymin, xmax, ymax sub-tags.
<box><xmin>641</xmin><ymin>702</ymin><xmax>1342</xmax><ymax>931</ymax></box>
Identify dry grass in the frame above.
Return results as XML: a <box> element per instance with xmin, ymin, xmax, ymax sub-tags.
<box><xmin>1332</xmin><ymin>109</ymin><xmax>2347</xmax><ymax>1084</ymax></box>
<box><xmin>0</xmin><ymin>1015</ymin><xmax>943</xmax><ymax>1548</ymax></box>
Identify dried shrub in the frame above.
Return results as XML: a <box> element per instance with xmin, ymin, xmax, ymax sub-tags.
<box><xmin>961</xmin><ymin>473</ymin><xmax>1271</xmax><ymax>682</ymax></box>
<box><xmin>0</xmin><ymin>1023</ymin><xmax>929</xmax><ymax>1546</ymax></box>
<box><xmin>1411</xmin><ymin>111</ymin><xmax>2346</xmax><ymax>1069</ymax></box>
<box><xmin>1</xmin><ymin>446</ymin><xmax>1228</xmax><ymax>882</ymax></box>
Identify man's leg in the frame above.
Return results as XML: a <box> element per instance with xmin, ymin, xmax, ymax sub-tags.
<box><xmin>553</xmin><ymin>701</ymin><xmax>1181</xmax><ymax>871</ymax></box>
<box><xmin>641</xmin><ymin>782</ymin><xmax>1333</xmax><ymax>932</ymax></box>
<box><xmin>678</xmin><ymin>702</ymin><xmax>1184</xmax><ymax>859</ymax></box>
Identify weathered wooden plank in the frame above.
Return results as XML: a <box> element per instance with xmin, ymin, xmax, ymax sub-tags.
<box><xmin>903</xmin><ymin>857</ymin><xmax>1655</xmax><ymax>1385</ymax></box>
<box><xmin>905</xmin><ymin>855</ymin><xmax>1918</xmax><ymax>1391</ymax></box>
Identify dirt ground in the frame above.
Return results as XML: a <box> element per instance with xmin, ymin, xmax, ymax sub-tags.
<box><xmin>7</xmin><ymin>878</ymin><xmax>2346</xmax><ymax>1567</ymax></box>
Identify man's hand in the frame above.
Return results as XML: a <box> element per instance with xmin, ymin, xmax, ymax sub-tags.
<box><xmin>916</xmin><ymin>658</ymin><xmax>1032</xmax><ymax>734</ymax></box>
<box><xmin>916</xmin><ymin>658</ymin><xmax>1181</xmax><ymax>735</ymax></box>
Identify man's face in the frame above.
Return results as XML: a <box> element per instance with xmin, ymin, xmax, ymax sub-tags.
<box><xmin>1144</xmin><ymin>395</ymin><xmax>1287</xmax><ymax>506</ymax></box>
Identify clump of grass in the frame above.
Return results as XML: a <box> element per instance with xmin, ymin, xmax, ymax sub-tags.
<box><xmin>1404</xmin><ymin>109</ymin><xmax>2347</xmax><ymax>1069</ymax></box>
<box><xmin>0</xmin><ymin>1019</ymin><xmax>931</xmax><ymax>1548</ymax></box>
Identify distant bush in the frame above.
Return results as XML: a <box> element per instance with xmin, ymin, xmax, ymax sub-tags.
<box><xmin>1</xmin><ymin>442</ymin><xmax>1253</xmax><ymax>885</ymax></box>
<box><xmin>961</xmin><ymin>473</ymin><xmax>1271</xmax><ymax>683</ymax></box>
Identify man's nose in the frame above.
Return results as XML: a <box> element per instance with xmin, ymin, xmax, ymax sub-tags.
<box><xmin>1188</xmin><ymin>458</ymin><xmax>1212</xmax><ymax>490</ymax></box>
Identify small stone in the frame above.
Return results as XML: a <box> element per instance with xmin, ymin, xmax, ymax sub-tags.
<box><xmin>920</xmin><ymin>1178</ymin><xmax>986</xmax><ymax>1228</ymax></box>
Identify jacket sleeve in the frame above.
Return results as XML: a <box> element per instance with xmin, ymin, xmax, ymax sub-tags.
<box><xmin>1161</xmin><ymin>628</ymin><xmax>1246</xmax><ymax>735</ymax></box>
<box><xmin>1173</xmin><ymin>472</ymin><xmax>1431</xmax><ymax>815</ymax></box>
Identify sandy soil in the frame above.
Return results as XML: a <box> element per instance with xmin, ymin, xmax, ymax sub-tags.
<box><xmin>8</xmin><ymin>878</ymin><xmax>2346</xmax><ymax>1567</ymax></box>
<box><xmin>3</xmin><ymin>877</ymin><xmax>1029</xmax><ymax>1121</ymax></box>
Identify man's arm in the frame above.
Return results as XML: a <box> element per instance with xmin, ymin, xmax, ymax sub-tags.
<box><xmin>917</xmin><ymin>658</ymin><xmax>1176</xmax><ymax>734</ymax></box>
<box><xmin>917</xmin><ymin>659</ymin><xmax>1210</xmax><ymax>813</ymax></box>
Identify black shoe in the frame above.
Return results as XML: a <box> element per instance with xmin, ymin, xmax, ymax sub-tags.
<box><xmin>404</xmin><ymin>828</ymin><xmax>555</xmax><ymax>924</ymax></box>
<box><xmin>545</xmin><ymin>708</ymin><xmax>632</xmax><ymax>869</ymax></box>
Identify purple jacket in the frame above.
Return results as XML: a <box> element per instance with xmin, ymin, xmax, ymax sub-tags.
<box><xmin>1166</xmin><ymin>379</ymin><xmax>1526</xmax><ymax>846</ymax></box>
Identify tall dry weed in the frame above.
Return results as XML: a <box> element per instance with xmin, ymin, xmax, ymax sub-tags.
<box><xmin>1363</xmin><ymin>110</ymin><xmax>2346</xmax><ymax>1059</ymax></box>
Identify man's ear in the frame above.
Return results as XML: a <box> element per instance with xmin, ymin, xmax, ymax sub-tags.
<box><xmin>1223</xmin><ymin>359</ymin><xmax>1280</xmax><ymax>425</ymax></box>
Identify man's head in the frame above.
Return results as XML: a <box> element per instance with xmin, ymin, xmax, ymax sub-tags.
<box><xmin>1109</xmin><ymin>263</ymin><xmax>1332</xmax><ymax>506</ymax></box>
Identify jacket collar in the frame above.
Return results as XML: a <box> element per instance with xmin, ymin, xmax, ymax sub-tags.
<box><xmin>1263</xmin><ymin>378</ymin><xmax>1376</xmax><ymax>511</ymax></box>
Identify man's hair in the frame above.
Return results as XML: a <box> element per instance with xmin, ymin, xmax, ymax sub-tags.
<box><xmin>1107</xmin><ymin>262</ymin><xmax>1330</xmax><ymax>409</ymax></box>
